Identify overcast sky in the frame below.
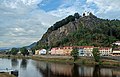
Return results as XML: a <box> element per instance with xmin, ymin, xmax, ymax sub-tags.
<box><xmin>0</xmin><ymin>0</ymin><xmax>120</xmax><ymax>48</ymax></box>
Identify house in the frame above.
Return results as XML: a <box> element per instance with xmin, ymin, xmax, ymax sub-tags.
<box><xmin>83</xmin><ymin>46</ymin><xmax>94</xmax><ymax>56</ymax></box>
<box><xmin>35</xmin><ymin>50</ymin><xmax>40</xmax><ymax>55</ymax></box>
<box><xmin>50</xmin><ymin>46</ymin><xmax>95</xmax><ymax>56</ymax></box>
<box><xmin>50</xmin><ymin>46</ymin><xmax>73</xmax><ymax>56</ymax></box>
<box><xmin>35</xmin><ymin>49</ymin><xmax>47</xmax><ymax>55</ymax></box>
<box><xmin>113</xmin><ymin>41</ymin><xmax>120</xmax><ymax>46</ymax></box>
<box><xmin>50</xmin><ymin>47</ymin><xmax>63</xmax><ymax>55</ymax></box>
<box><xmin>39</xmin><ymin>49</ymin><xmax>47</xmax><ymax>55</ymax></box>
<box><xmin>112</xmin><ymin>49</ymin><xmax>120</xmax><ymax>56</ymax></box>
<box><xmin>78</xmin><ymin>48</ymin><xmax>84</xmax><ymax>56</ymax></box>
<box><xmin>99</xmin><ymin>47</ymin><xmax>112</xmax><ymax>56</ymax></box>
<box><xmin>63</xmin><ymin>46</ymin><xmax>73</xmax><ymax>55</ymax></box>
<box><xmin>27</xmin><ymin>49</ymin><xmax>33</xmax><ymax>55</ymax></box>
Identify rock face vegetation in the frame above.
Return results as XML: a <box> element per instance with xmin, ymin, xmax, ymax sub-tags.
<box><xmin>32</xmin><ymin>12</ymin><xmax>120</xmax><ymax>50</ymax></box>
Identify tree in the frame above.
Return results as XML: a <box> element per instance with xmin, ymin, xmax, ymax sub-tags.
<box><xmin>71</xmin><ymin>48</ymin><xmax>79</xmax><ymax>61</ymax></box>
<box><xmin>74</xmin><ymin>13</ymin><xmax>80</xmax><ymax>19</ymax></box>
<box><xmin>10</xmin><ymin>48</ymin><xmax>19</xmax><ymax>55</ymax></box>
<box><xmin>20</xmin><ymin>47</ymin><xmax>29</xmax><ymax>56</ymax></box>
<box><xmin>92</xmin><ymin>48</ymin><xmax>100</xmax><ymax>62</ymax></box>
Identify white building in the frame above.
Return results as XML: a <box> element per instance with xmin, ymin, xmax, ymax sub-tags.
<box><xmin>35</xmin><ymin>49</ymin><xmax>47</xmax><ymax>55</ymax></box>
<box><xmin>112</xmin><ymin>49</ymin><xmax>120</xmax><ymax>56</ymax></box>
<box><xmin>113</xmin><ymin>41</ymin><xmax>120</xmax><ymax>46</ymax></box>
<box><xmin>84</xmin><ymin>46</ymin><xmax>94</xmax><ymax>56</ymax></box>
<box><xmin>39</xmin><ymin>49</ymin><xmax>47</xmax><ymax>55</ymax></box>
<box><xmin>99</xmin><ymin>47</ymin><xmax>112</xmax><ymax>56</ymax></box>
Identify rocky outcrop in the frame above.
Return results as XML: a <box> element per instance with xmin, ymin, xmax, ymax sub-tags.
<box><xmin>34</xmin><ymin>13</ymin><xmax>120</xmax><ymax>49</ymax></box>
<box><xmin>38</xmin><ymin>13</ymin><xmax>99</xmax><ymax>47</ymax></box>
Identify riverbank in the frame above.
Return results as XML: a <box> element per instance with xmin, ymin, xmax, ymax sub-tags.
<box><xmin>31</xmin><ymin>55</ymin><xmax>120</xmax><ymax>67</ymax></box>
<box><xmin>0</xmin><ymin>54</ymin><xmax>120</xmax><ymax>67</ymax></box>
<box><xmin>0</xmin><ymin>73</ymin><xmax>15</xmax><ymax>77</ymax></box>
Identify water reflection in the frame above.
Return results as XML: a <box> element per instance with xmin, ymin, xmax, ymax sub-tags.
<box><xmin>35</xmin><ymin>61</ymin><xmax>120</xmax><ymax>77</ymax></box>
<box><xmin>72</xmin><ymin>64</ymin><xmax>79</xmax><ymax>77</ymax></box>
<box><xmin>93</xmin><ymin>65</ymin><xmax>100</xmax><ymax>77</ymax></box>
<box><xmin>1</xmin><ymin>58</ymin><xmax>120</xmax><ymax>77</ymax></box>
<box><xmin>11</xmin><ymin>58</ymin><xmax>18</xmax><ymax>67</ymax></box>
<box><xmin>20</xmin><ymin>59</ymin><xmax>27</xmax><ymax>69</ymax></box>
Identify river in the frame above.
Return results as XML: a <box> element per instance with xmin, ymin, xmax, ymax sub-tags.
<box><xmin>0</xmin><ymin>58</ymin><xmax>120</xmax><ymax>77</ymax></box>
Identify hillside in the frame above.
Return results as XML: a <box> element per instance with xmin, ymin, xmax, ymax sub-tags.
<box><xmin>32</xmin><ymin>12</ymin><xmax>120</xmax><ymax>50</ymax></box>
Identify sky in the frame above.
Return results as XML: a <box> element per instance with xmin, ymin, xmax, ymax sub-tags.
<box><xmin>0</xmin><ymin>0</ymin><xmax>120</xmax><ymax>48</ymax></box>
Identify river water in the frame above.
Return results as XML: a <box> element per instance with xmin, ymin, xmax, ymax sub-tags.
<box><xmin>0</xmin><ymin>58</ymin><xmax>120</xmax><ymax>77</ymax></box>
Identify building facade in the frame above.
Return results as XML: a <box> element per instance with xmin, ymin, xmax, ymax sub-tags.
<box><xmin>113</xmin><ymin>41</ymin><xmax>120</xmax><ymax>46</ymax></box>
<box><xmin>35</xmin><ymin>49</ymin><xmax>47</xmax><ymax>55</ymax></box>
<box><xmin>50</xmin><ymin>46</ymin><xmax>73</xmax><ymax>56</ymax></box>
<box><xmin>99</xmin><ymin>47</ymin><xmax>112</xmax><ymax>56</ymax></box>
<box><xmin>112</xmin><ymin>49</ymin><xmax>120</xmax><ymax>56</ymax></box>
<box><xmin>83</xmin><ymin>46</ymin><xmax>94</xmax><ymax>56</ymax></box>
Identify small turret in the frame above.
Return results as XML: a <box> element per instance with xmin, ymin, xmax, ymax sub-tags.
<box><xmin>82</xmin><ymin>11</ymin><xmax>90</xmax><ymax>17</ymax></box>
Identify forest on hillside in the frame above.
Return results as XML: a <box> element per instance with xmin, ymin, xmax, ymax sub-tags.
<box><xmin>32</xmin><ymin>13</ymin><xmax>120</xmax><ymax>50</ymax></box>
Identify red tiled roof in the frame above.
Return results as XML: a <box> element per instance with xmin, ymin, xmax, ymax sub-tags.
<box><xmin>99</xmin><ymin>47</ymin><xmax>111</xmax><ymax>50</ymax></box>
<box><xmin>51</xmin><ymin>46</ymin><xmax>95</xmax><ymax>50</ymax></box>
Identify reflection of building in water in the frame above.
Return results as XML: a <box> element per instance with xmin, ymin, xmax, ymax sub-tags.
<box><xmin>113</xmin><ymin>69</ymin><xmax>120</xmax><ymax>76</ymax></box>
<box><xmin>100</xmin><ymin>68</ymin><xmax>112</xmax><ymax>77</ymax></box>
<box><xmin>36</xmin><ymin>61</ymin><xmax>73</xmax><ymax>77</ymax></box>
<box><xmin>78</xmin><ymin>66</ymin><xmax>114</xmax><ymax>77</ymax></box>
<box><xmin>50</xmin><ymin>63</ymin><xmax>73</xmax><ymax>76</ymax></box>
<box><xmin>79</xmin><ymin>66</ymin><xmax>93</xmax><ymax>76</ymax></box>
<box><xmin>36</xmin><ymin>61</ymin><xmax>47</xmax><ymax>71</ymax></box>
<box><xmin>36</xmin><ymin>61</ymin><xmax>120</xmax><ymax>77</ymax></box>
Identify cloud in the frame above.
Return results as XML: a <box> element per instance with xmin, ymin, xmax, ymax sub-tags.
<box><xmin>0</xmin><ymin>0</ymin><xmax>120</xmax><ymax>48</ymax></box>
<box><xmin>0</xmin><ymin>0</ymin><xmax>60</xmax><ymax>48</ymax></box>
<box><xmin>86</xmin><ymin>0</ymin><xmax>120</xmax><ymax>19</ymax></box>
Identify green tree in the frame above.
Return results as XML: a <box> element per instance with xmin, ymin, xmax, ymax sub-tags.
<box><xmin>92</xmin><ymin>48</ymin><xmax>100</xmax><ymax>62</ymax></box>
<box><xmin>71</xmin><ymin>48</ymin><xmax>79</xmax><ymax>61</ymax></box>
<box><xmin>74</xmin><ymin>13</ymin><xmax>80</xmax><ymax>19</ymax></box>
<box><xmin>20</xmin><ymin>47</ymin><xmax>29</xmax><ymax>56</ymax></box>
<box><xmin>10</xmin><ymin>48</ymin><xmax>19</xmax><ymax>55</ymax></box>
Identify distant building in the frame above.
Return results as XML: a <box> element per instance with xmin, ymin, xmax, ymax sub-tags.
<box><xmin>78</xmin><ymin>47</ymin><xmax>84</xmax><ymax>56</ymax></box>
<box><xmin>82</xmin><ymin>11</ymin><xmax>90</xmax><ymax>17</ymax></box>
<box><xmin>113</xmin><ymin>41</ymin><xmax>120</xmax><ymax>46</ymax></box>
<box><xmin>50</xmin><ymin>46</ymin><xmax>73</xmax><ymax>56</ymax></box>
<box><xmin>112</xmin><ymin>49</ymin><xmax>120</xmax><ymax>56</ymax></box>
<box><xmin>83</xmin><ymin>46</ymin><xmax>94</xmax><ymax>56</ymax></box>
<box><xmin>40</xmin><ymin>49</ymin><xmax>47</xmax><ymax>55</ymax></box>
<box><xmin>99</xmin><ymin>47</ymin><xmax>112</xmax><ymax>56</ymax></box>
<box><xmin>50</xmin><ymin>46</ymin><xmax>94</xmax><ymax>56</ymax></box>
<box><xmin>35</xmin><ymin>49</ymin><xmax>47</xmax><ymax>55</ymax></box>
<box><xmin>35</xmin><ymin>50</ymin><xmax>40</xmax><ymax>55</ymax></box>
<box><xmin>27</xmin><ymin>49</ymin><xmax>33</xmax><ymax>55</ymax></box>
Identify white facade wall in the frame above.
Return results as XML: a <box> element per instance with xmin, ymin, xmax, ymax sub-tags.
<box><xmin>99</xmin><ymin>48</ymin><xmax>112</xmax><ymax>56</ymax></box>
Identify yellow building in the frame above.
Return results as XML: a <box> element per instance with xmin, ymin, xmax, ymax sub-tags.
<box><xmin>50</xmin><ymin>46</ymin><xmax>73</xmax><ymax>55</ymax></box>
<box><xmin>35</xmin><ymin>50</ymin><xmax>40</xmax><ymax>55</ymax></box>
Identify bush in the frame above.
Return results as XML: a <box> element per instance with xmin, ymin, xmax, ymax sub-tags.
<box><xmin>92</xmin><ymin>48</ymin><xmax>100</xmax><ymax>62</ymax></box>
<box><xmin>71</xmin><ymin>48</ymin><xmax>79</xmax><ymax>61</ymax></box>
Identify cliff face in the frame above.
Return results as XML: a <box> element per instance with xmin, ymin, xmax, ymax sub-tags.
<box><xmin>48</xmin><ymin>20</ymin><xmax>80</xmax><ymax>46</ymax></box>
<box><xmin>38</xmin><ymin>14</ymin><xmax>95</xmax><ymax>47</ymax></box>
<box><xmin>34</xmin><ymin>13</ymin><xmax>120</xmax><ymax>49</ymax></box>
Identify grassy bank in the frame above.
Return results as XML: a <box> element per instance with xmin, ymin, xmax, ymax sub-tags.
<box><xmin>31</xmin><ymin>55</ymin><xmax>120</xmax><ymax>67</ymax></box>
<box><xmin>0</xmin><ymin>73</ymin><xmax>15</xmax><ymax>77</ymax></box>
<box><xmin>0</xmin><ymin>54</ymin><xmax>120</xmax><ymax>67</ymax></box>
